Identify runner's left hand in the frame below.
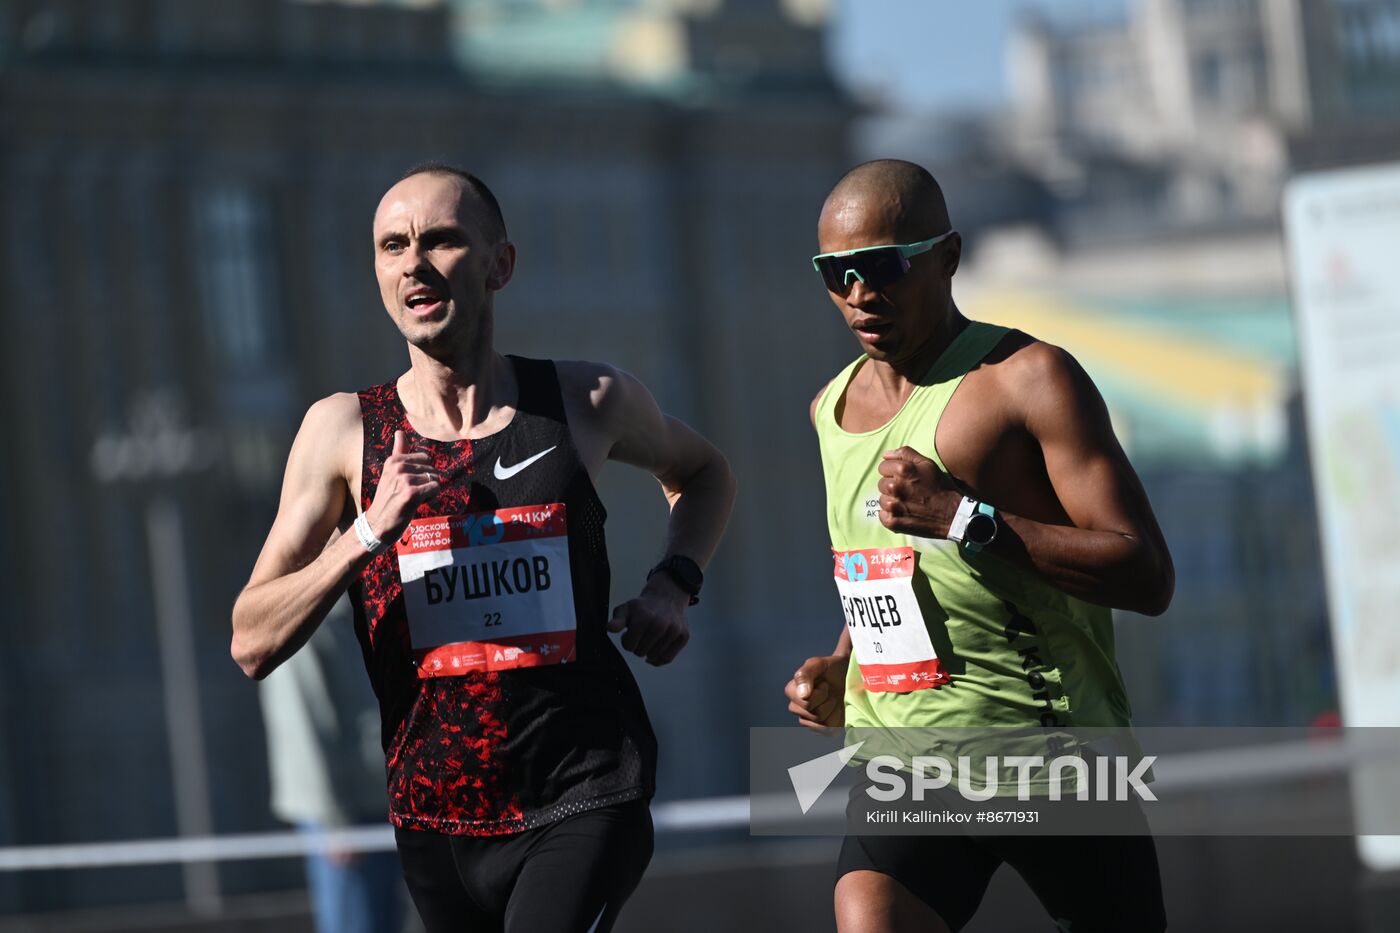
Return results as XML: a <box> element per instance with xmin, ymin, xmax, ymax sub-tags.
<box><xmin>877</xmin><ymin>446</ymin><xmax>962</xmax><ymax>538</ymax></box>
<box><xmin>608</xmin><ymin>575</ymin><xmax>691</xmax><ymax>666</ymax></box>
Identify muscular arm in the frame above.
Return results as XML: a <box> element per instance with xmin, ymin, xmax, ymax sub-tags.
<box><xmin>602</xmin><ymin>370</ymin><xmax>736</xmax><ymax>572</ymax></box>
<box><xmin>231</xmin><ymin>395</ymin><xmax>365</xmax><ymax>679</ymax></box>
<box><xmin>879</xmin><ymin>344</ymin><xmax>1174</xmax><ymax>615</ymax></box>
<box><xmin>995</xmin><ymin>345</ymin><xmax>1174</xmax><ymax>614</ymax></box>
<box><xmin>231</xmin><ymin>394</ymin><xmax>441</xmax><ymax>679</ymax></box>
<box><xmin>564</xmin><ymin>362</ymin><xmax>737</xmax><ymax>664</ymax></box>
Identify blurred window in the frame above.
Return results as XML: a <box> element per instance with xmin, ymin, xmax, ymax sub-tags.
<box><xmin>193</xmin><ymin>184</ymin><xmax>280</xmax><ymax>374</ymax></box>
<box><xmin>1341</xmin><ymin>2</ymin><xmax>1400</xmax><ymax>64</ymax></box>
<box><xmin>1335</xmin><ymin>0</ymin><xmax>1400</xmax><ymax>115</ymax></box>
<box><xmin>1193</xmin><ymin>50</ymin><xmax>1224</xmax><ymax>105</ymax></box>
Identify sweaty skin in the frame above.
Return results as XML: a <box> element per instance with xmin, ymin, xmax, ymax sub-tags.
<box><xmin>782</xmin><ymin>162</ymin><xmax>1173</xmax><ymax>933</ymax></box>
<box><xmin>231</xmin><ymin>172</ymin><xmax>735</xmax><ymax>679</ymax></box>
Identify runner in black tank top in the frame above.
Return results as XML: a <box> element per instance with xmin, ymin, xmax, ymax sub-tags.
<box><xmin>232</xmin><ymin>166</ymin><xmax>735</xmax><ymax>933</ymax></box>
<box><xmin>351</xmin><ymin>356</ymin><xmax>657</xmax><ymax>833</ymax></box>
<box><xmin>354</xmin><ymin>357</ymin><xmax>662</xmax><ymax>930</ymax></box>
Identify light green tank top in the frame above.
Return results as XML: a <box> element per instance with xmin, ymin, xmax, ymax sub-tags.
<box><xmin>814</xmin><ymin>321</ymin><xmax>1134</xmax><ymax>732</ymax></box>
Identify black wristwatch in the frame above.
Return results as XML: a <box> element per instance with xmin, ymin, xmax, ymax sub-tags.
<box><xmin>647</xmin><ymin>555</ymin><xmax>703</xmax><ymax>606</ymax></box>
<box><xmin>963</xmin><ymin>502</ymin><xmax>999</xmax><ymax>553</ymax></box>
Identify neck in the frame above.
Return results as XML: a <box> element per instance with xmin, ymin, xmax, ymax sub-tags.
<box><xmin>401</xmin><ymin>320</ymin><xmax>512</xmax><ymax>435</ymax></box>
<box><xmin>869</xmin><ymin>305</ymin><xmax>969</xmax><ymax>394</ymax></box>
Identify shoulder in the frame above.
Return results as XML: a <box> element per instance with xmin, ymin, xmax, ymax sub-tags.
<box><xmin>553</xmin><ymin>360</ymin><xmax>668</xmax><ymax>467</ymax></box>
<box><xmin>993</xmin><ymin>335</ymin><xmax>1090</xmax><ymax>392</ymax></box>
<box><xmin>984</xmin><ymin>333</ymin><xmax>1107</xmax><ymax>431</ymax></box>
<box><xmin>302</xmin><ymin>391</ymin><xmax>363</xmax><ymax>436</ymax></box>
<box><xmin>553</xmin><ymin>358</ymin><xmax>626</xmax><ymax>398</ymax></box>
<box><xmin>292</xmin><ymin>392</ymin><xmax>363</xmax><ymax>473</ymax></box>
<box><xmin>553</xmin><ymin>359</ymin><xmax>648</xmax><ymax>422</ymax></box>
<box><xmin>810</xmin><ymin>378</ymin><xmax>836</xmax><ymax>427</ymax></box>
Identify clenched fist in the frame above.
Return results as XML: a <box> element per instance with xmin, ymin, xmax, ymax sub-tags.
<box><xmin>608</xmin><ymin>573</ymin><xmax>691</xmax><ymax>666</ymax></box>
<box><xmin>785</xmin><ymin>654</ymin><xmax>849</xmax><ymax>732</ymax></box>
<box><xmin>877</xmin><ymin>446</ymin><xmax>961</xmax><ymax>539</ymax></box>
<box><xmin>363</xmin><ymin>430</ymin><xmax>441</xmax><ymax>545</ymax></box>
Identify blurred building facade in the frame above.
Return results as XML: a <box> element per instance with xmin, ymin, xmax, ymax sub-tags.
<box><xmin>935</xmin><ymin>0</ymin><xmax>1400</xmax><ymax>729</ymax></box>
<box><xmin>1007</xmin><ymin>0</ymin><xmax>1400</xmax><ymax>236</ymax></box>
<box><xmin>0</xmin><ymin>0</ymin><xmax>854</xmax><ymax>915</ymax></box>
<box><xmin>850</xmin><ymin>0</ymin><xmax>1400</xmax><ymax>730</ymax></box>
<box><xmin>991</xmin><ymin>0</ymin><xmax>1400</xmax><ymax>728</ymax></box>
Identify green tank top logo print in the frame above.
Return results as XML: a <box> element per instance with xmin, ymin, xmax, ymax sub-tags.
<box><xmin>814</xmin><ymin>321</ymin><xmax>1135</xmax><ymax>733</ymax></box>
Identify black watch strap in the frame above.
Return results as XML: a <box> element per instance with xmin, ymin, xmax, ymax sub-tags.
<box><xmin>647</xmin><ymin>555</ymin><xmax>703</xmax><ymax>606</ymax></box>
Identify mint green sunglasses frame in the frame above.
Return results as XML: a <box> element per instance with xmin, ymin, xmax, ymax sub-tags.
<box><xmin>810</xmin><ymin>230</ymin><xmax>956</xmax><ymax>287</ymax></box>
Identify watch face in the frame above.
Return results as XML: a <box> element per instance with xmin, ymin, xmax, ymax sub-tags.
<box><xmin>965</xmin><ymin>512</ymin><xmax>997</xmax><ymax>546</ymax></box>
<box><xmin>656</xmin><ymin>556</ymin><xmax>703</xmax><ymax>594</ymax></box>
<box><xmin>671</xmin><ymin>561</ymin><xmax>702</xmax><ymax>590</ymax></box>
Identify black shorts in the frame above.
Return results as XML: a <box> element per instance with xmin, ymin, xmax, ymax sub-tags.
<box><xmin>395</xmin><ymin>799</ymin><xmax>654</xmax><ymax>933</ymax></box>
<box><xmin>837</xmin><ymin>830</ymin><xmax>1166</xmax><ymax>932</ymax></box>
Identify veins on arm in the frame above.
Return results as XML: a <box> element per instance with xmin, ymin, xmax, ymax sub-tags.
<box><xmin>994</xmin><ymin>343</ymin><xmax>1175</xmax><ymax>615</ymax></box>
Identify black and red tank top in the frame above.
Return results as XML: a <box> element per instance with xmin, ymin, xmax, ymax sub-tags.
<box><xmin>348</xmin><ymin>356</ymin><xmax>657</xmax><ymax>835</ymax></box>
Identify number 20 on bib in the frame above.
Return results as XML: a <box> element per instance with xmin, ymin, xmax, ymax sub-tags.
<box><xmin>397</xmin><ymin>504</ymin><xmax>577</xmax><ymax>678</ymax></box>
<box><xmin>832</xmin><ymin>546</ymin><xmax>948</xmax><ymax>693</ymax></box>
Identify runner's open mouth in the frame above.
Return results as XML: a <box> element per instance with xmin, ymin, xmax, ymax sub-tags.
<box><xmin>852</xmin><ymin>318</ymin><xmax>893</xmax><ymax>334</ymax></box>
<box><xmin>405</xmin><ymin>289</ymin><xmax>444</xmax><ymax>310</ymax></box>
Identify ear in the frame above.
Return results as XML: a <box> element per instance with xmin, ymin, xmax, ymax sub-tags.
<box><xmin>486</xmin><ymin>241</ymin><xmax>517</xmax><ymax>291</ymax></box>
<box><xmin>942</xmin><ymin>232</ymin><xmax>963</xmax><ymax>279</ymax></box>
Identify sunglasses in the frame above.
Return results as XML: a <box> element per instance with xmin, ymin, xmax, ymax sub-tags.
<box><xmin>811</xmin><ymin>231</ymin><xmax>955</xmax><ymax>294</ymax></box>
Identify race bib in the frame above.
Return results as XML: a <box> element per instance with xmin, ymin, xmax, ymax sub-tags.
<box><xmin>832</xmin><ymin>546</ymin><xmax>948</xmax><ymax>693</ymax></box>
<box><xmin>397</xmin><ymin>504</ymin><xmax>577</xmax><ymax>678</ymax></box>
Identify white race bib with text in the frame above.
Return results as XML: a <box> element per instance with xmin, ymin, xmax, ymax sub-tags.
<box><xmin>397</xmin><ymin>504</ymin><xmax>576</xmax><ymax>678</ymax></box>
<box><xmin>833</xmin><ymin>546</ymin><xmax>948</xmax><ymax>693</ymax></box>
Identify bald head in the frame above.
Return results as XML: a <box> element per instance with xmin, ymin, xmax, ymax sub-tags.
<box><xmin>392</xmin><ymin>162</ymin><xmax>508</xmax><ymax>247</ymax></box>
<box><xmin>820</xmin><ymin>160</ymin><xmax>951</xmax><ymax>244</ymax></box>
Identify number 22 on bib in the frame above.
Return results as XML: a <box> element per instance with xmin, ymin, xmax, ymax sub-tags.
<box><xmin>397</xmin><ymin>504</ymin><xmax>577</xmax><ymax>678</ymax></box>
<box><xmin>832</xmin><ymin>547</ymin><xmax>948</xmax><ymax>693</ymax></box>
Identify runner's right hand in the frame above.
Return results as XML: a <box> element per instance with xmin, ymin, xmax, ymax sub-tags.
<box><xmin>785</xmin><ymin>654</ymin><xmax>849</xmax><ymax>732</ymax></box>
<box><xmin>363</xmin><ymin>430</ymin><xmax>440</xmax><ymax>546</ymax></box>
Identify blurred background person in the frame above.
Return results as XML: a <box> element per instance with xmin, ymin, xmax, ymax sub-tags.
<box><xmin>258</xmin><ymin>595</ymin><xmax>408</xmax><ymax>933</ymax></box>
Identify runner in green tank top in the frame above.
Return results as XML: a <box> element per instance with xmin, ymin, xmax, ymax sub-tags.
<box><xmin>813</xmin><ymin>320</ymin><xmax>1138</xmax><ymax>734</ymax></box>
<box><xmin>783</xmin><ymin>160</ymin><xmax>1174</xmax><ymax>933</ymax></box>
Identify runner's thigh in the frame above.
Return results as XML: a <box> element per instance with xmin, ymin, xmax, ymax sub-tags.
<box><xmin>504</xmin><ymin>800</ymin><xmax>654</xmax><ymax>933</ymax></box>
<box><xmin>395</xmin><ymin>826</ymin><xmax>500</xmax><ymax>933</ymax></box>
<box><xmin>997</xmin><ymin>834</ymin><xmax>1166</xmax><ymax>933</ymax></box>
<box><xmin>837</xmin><ymin>834</ymin><xmax>1002</xmax><ymax>932</ymax></box>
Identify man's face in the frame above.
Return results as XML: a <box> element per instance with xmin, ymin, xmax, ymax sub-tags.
<box><xmin>815</xmin><ymin>196</ymin><xmax>958</xmax><ymax>365</ymax></box>
<box><xmin>372</xmin><ymin>173</ymin><xmax>512</xmax><ymax>354</ymax></box>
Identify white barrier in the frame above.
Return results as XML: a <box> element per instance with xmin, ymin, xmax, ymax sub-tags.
<box><xmin>0</xmin><ymin>737</ymin><xmax>1386</xmax><ymax>873</ymax></box>
<box><xmin>0</xmin><ymin>797</ymin><xmax>752</xmax><ymax>872</ymax></box>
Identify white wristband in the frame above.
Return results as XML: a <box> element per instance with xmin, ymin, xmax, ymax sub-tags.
<box><xmin>946</xmin><ymin>496</ymin><xmax>979</xmax><ymax>543</ymax></box>
<box><xmin>353</xmin><ymin>512</ymin><xmax>386</xmax><ymax>555</ymax></box>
